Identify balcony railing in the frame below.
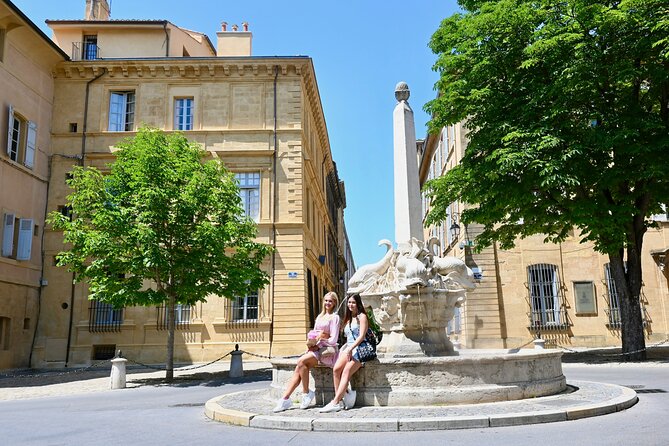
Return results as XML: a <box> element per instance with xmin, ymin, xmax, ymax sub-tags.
<box><xmin>72</xmin><ymin>41</ymin><xmax>101</xmax><ymax>61</ymax></box>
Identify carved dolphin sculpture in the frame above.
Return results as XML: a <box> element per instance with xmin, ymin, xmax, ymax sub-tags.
<box><xmin>396</xmin><ymin>252</ymin><xmax>428</xmax><ymax>286</ymax></box>
<box><xmin>347</xmin><ymin>239</ymin><xmax>394</xmax><ymax>293</ymax></box>
<box><xmin>431</xmin><ymin>256</ymin><xmax>476</xmax><ymax>290</ymax></box>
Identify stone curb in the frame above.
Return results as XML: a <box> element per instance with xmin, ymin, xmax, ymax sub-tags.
<box><xmin>204</xmin><ymin>395</ymin><xmax>254</xmax><ymax>427</ymax></box>
<box><xmin>204</xmin><ymin>381</ymin><xmax>638</xmax><ymax>432</ymax></box>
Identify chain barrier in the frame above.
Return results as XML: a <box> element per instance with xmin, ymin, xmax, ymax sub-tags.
<box><xmin>556</xmin><ymin>337</ymin><xmax>669</xmax><ymax>358</ymax></box>
<box><xmin>239</xmin><ymin>350</ymin><xmax>301</xmax><ymax>360</ymax></box>
<box><xmin>119</xmin><ymin>350</ymin><xmax>235</xmax><ymax>372</ymax></box>
<box><xmin>1</xmin><ymin>348</ymin><xmax>304</xmax><ymax>382</ymax></box>
<box><xmin>0</xmin><ymin>358</ymin><xmax>111</xmax><ymax>381</ymax></box>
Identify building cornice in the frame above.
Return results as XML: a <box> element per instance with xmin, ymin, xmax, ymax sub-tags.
<box><xmin>300</xmin><ymin>60</ymin><xmax>334</xmax><ymax>173</ymax></box>
<box><xmin>52</xmin><ymin>57</ymin><xmax>311</xmax><ymax>80</ymax></box>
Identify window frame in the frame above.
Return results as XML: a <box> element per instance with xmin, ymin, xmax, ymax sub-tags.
<box><xmin>231</xmin><ymin>291</ymin><xmax>259</xmax><ymax>321</ymax></box>
<box><xmin>527</xmin><ymin>263</ymin><xmax>567</xmax><ymax>329</ymax></box>
<box><xmin>88</xmin><ymin>300</ymin><xmax>123</xmax><ymax>332</ymax></box>
<box><xmin>2</xmin><ymin>213</ymin><xmax>33</xmax><ymax>261</ymax></box>
<box><xmin>174</xmin><ymin>97</ymin><xmax>194</xmax><ymax>130</ymax></box>
<box><xmin>108</xmin><ymin>91</ymin><xmax>135</xmax><ymax>132</ymax></box>
<box><xmin>83</xmin><ymin>34</ymin><xmax>98</xmax><ymax>60</ymax></box>
<box><xmin>6</xmin><ymin>105</ymin><xmax>36</xmax><ymax>169</ymax></box>
<box><xmin>235</xmin><ymin>172</ymin><xmax>260</xmax><ymax>222</ymax></box>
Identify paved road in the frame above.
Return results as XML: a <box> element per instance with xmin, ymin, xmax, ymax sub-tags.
<box><xmin>1</xmin><ymin>360</ymin><xmax>668</xmax><ymax>445</ymax></box>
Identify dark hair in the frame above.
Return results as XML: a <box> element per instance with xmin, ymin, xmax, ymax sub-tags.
<box><xmin>342</xmin><ymin>294</ymin><xmax>366</xmax><ymax>328</ymax></box>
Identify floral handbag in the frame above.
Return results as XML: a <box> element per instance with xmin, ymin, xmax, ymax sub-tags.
<box><xmin>354</xmin><ymin>327</ymin><xmax>378</xmax><ymax>363</ymax></box>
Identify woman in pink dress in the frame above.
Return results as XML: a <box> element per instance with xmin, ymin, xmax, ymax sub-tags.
<box><xmin>273</xmin><ymin>291</ymin><xmax>340</xmax><ymax>412</ymax></box>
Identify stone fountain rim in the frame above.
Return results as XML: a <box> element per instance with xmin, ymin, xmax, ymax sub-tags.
<box><xmin>271</xmin><ymin>348</ymin><xmax>562</xmax><ymax>367</ymax></box>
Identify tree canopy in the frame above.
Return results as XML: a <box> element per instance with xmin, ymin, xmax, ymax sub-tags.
<box><xmin>50</xmin><ymin>127</ymin><xmax>271</xmax><ymax>376</ymax></box>
<box><xmin>424</xmin><ymin>0</ymin><xmax>669</xmax><ymax>359</ymax></box>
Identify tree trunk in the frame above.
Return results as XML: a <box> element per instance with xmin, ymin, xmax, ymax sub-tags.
<box><xmin>166</xmin><ymin>293</ymin><xmax>176</xmax><ymax>381</ymax></box>
<box><xmin>608</xmin><ymin>243</ymin><xmax>646</xmax><ymax>362</ymax></box>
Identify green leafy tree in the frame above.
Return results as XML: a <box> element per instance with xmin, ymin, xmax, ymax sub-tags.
<box><xmin>425</xmin><ymin>0</ymin><xmax>669</xmax><ymax>360</ymax></box>
<box><xmin>49</xmin><ymin>127</ymin><xmax>271</xmax><ymax>379</ymax></box>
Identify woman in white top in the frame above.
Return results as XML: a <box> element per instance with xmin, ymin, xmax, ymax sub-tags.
<box><xmin>273</xmin><ymin>291</ymin><xmax>340</xmax><ymax>412</ymax></box>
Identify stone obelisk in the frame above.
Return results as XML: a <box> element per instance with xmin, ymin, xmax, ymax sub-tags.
<box><xmin>393</xmin><ymin>82</ymin><xmax>423</xmax><ymax>251</ymax></box>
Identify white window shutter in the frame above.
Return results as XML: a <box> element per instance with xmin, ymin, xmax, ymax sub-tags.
<box><xmin>2</xmin><ymin>213</ymin><xmax>15</xmax><ymax>257</ymax></box>
<box><xmin>16</xmin><ymin>218</ymin><xmax>33</xmax><ymax>261</ymax></box>
<box><xmin>25</xmin><ymin>121</ymin><xmax>36</xmax><ymax>168</ymax></box>
<box><xmin>6</xmin><ymin>105</ymin><xmax>14</xmax><ymax>157</ymax></box>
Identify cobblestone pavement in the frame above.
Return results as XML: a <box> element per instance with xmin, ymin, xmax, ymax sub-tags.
<box><xmin>0</xmin><ymin>361</ymin><xmax>273</xmax><ymax>401</ymax></box>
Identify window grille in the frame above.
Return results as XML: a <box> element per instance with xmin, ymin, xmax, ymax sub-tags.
<box><xmin>92</xmin><ymin>344</ymin><xmax>116</xmax><ymax>360</ymax></box>
<box><xmin>231</xmin><ymin>291</ymin><xmax>259</xmax><ymax>321</ymax></box>
<box><xmin>526</xmin><ymin>263</ymin><xmax>569</xmax><ymax>330</ymax></box>
<box><xmin>603</xmin><ymin>263</ymin><xmax>647</xmax><ymax>329</ymax></box>
<box><xmin>88</xmin><ymin>300</ymin><xmax>123</xmax><ymax>332</ymax></box>
<box><xmin>83</xmin><ymin>35</ymin><xmax>98</xmax><ymax>60</ymax></box>
<box><xmin>156</xmin><ymin>304</ymin><xmax>192</xmax><ymax>330</ymax></box>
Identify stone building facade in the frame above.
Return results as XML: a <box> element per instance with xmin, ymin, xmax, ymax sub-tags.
<box><xmin>1</xmin><ymin>0</ymin><xmax>351</xmax><ymax>369</ymax></box>
<box><xmin>420</xmin><ymin>124</ymin><xmax>669</xmax><ymax>350</ymax></box>
<box><xmin>0</xmin><ymin>0</ymin><xmax>67</xmax><ymax>369</ymax></box>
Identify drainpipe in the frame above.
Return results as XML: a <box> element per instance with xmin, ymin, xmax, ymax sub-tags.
<box><xmin>162</xmin><ymin>22</ymin><xmax>170</xmax><ymax>57</ymax></box>
<box><xmin>80</xmin><ymin>68</ymin><xmax>106</xmax><ymax>160</ymax></box>
<box><xmin>268</xmin><ymin>65</ymin><xmax>279</xmax><ymax>358</ymax></box>
<box><xmin>65</xmin><ymin>68</ymin><xmax>106</xmax><ymax>367</ymax></box>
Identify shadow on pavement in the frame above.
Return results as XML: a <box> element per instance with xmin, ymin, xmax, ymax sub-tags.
<box><xmin>128</xmin><ymin>368</ymin><xmax>272</xmax><ymax>388</ymax></box>
<box><xmin>561</xmin><ymin>345</ymin><xmax>669</xmax><ymax>364</ymax></box>
<box><xmin>0</xmin><ymin>365</ymin><xmax>271</xmax><ymax>389</ymax></box>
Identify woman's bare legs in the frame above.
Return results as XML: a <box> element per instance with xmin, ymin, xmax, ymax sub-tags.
<box><xmin>332</xmin><ymin>347</ymin><xmax>349</xmax><ymax>395</ymax></box>
<box><xmin>282</xmin><ymin>352</ymin><xmax>318</xmax><ymax>399</ymax></box>
<box><xmin>332</xmin><ymin>360</ymin><xmax>361</xmax><ymax>403</ymax></box>
<box><xmin>330</xmin><ymin>348</ymin><xmax>361</xmax><ymax>405</ymax></box>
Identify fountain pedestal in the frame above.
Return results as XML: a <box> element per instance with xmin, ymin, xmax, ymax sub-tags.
<box><xmin>271</xmin><ymin>349</ymin><xmax>566</xmax><ymax>406</ymax></box>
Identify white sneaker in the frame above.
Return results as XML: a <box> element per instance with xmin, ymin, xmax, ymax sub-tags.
<box><xmin>272</xmin><ymin>398</ymin><xmax>292</xmax><ymax>413</ymax></box>
<box><xmin>318</xmin><ymin>400</ymin><xmax>344</xmax><ymax>413</ymax></box>
<box><xmin>343</xmin><ymin>389</ymin><xmax>357</xmax><ymax>410</ymax></box>
<box><xmin>299</xmin><ymin>390</ymin><xmax>315</xmax><ymax>409</ymax></box>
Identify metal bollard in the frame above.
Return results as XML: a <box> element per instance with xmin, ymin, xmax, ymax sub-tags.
<box><xmin>110</xmin><ymin>357</ymin><xmax>127</xmax><ymax>389</ymax></box>
<box><xmin>229</xmin><ymin>344</ymin><xmax>244</xmax><ymax>378</ymax></box>
<box><xmin>533</xmin><ymin>338</ymin><xmax>546</xmax><ymax>349</ymax></box>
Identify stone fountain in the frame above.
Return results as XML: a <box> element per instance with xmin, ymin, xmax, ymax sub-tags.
<box><xmin>271</xmin><ymin>82</ymin><xmax>566</xmax><ymax>407</ymax></box>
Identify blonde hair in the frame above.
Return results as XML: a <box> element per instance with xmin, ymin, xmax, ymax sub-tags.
<box><xmin>319</xmin><ymin>291</ymin><xmax>339</xmax><ymax>317</ymax></box>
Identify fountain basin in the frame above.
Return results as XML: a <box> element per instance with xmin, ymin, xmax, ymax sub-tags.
<box><xmin>271</xmin><ymin>349</ymin><xmax>565</xmax><ymax>406</ymax></box>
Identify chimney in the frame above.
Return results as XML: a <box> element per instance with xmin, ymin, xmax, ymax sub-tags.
<box><xmin>85</xmin><ymin>0</ymin><xmax>111</xmax><ymax>20</ymax></box>
<box><xmin>216</xmin><ymin>21</ymin><xmax>252</xmax><ymax>57</ymax></box>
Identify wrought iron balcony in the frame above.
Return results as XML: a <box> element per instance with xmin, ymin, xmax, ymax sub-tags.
<box><xmin>72</xmin><ymin>41</ymin><xmax>101</xmax><ymax>61</ymax></box>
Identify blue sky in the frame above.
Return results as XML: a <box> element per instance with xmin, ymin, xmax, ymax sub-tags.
<box><xmin>14</xmin><ymin>0</ymin><xmax>460</xmax><ymax>268</ymax></box>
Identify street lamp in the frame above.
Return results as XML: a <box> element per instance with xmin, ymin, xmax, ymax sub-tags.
<box><xmin>449</xmin><ymin>218</ymin><xmax>461</xmax><ymax>240</ymax></box>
